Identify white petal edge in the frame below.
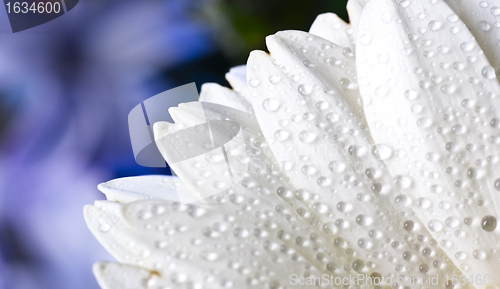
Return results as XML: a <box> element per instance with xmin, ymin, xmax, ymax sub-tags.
<box><xmin>98</xmin><ymin>175</ymin><xmax>180</xmax><ymax>203</ymax></box>
<box><xmin>93</xmin><ymin>262</ymin><xmax>151</xmax><ymax>289</ymax></box>
<box><xmin>309</xmin><ymin>13</ymin><xmax>356</xmax><ymax>49</ymax></box>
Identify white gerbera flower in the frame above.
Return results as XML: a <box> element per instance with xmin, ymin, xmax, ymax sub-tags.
<box><xmin>84</xmin><ymin>0</ymin><xmax>500</xmax><ymax>288</ymax></box>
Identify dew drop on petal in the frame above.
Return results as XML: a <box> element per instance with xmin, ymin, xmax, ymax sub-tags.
<box><xmin>491</xmin><ymin>118</ymin><xmax>499</xmax><ymax>128</ymax></box>
<box><xmin>405</xmin><ymin>89</ymin><xmax>419</xmax><ymax>100</ymax></box>
<box><xmin>99</xmin><ymin>223</ymin><xmax>111</xmax><ymax>232</ymax></box>
<box><xmin>479</xmin><ymin>20</ymin><xmax>492</xmax><ymax>31</ymax></box>
<box><xmin>419</xmin><ymin>264</ymin><xmax>429</xmax><ymax>273</ymax></box>
<box><xmin>330</xmin><ymin>161</ymin><xmax>347</xmax><ymax>174</ymax></box>
<box><xmin>268</xmin><ymin>75</ymin><xmax>281</xmax><ymax>84</ymax></box>
<box><xmin>495</xmin><ymin>178</ymin><xmax>500</xmax><ymax>191</ymax></box>
<box><xmin>298</xmin><ymin>84</ymin><xmax>313</xmax><ymax>96</ymax></box>
<box><xmin>352</xmin><ymin>259</ymin><xmax>364</xmax><ymax>272</ymax></box>
<box><xmin>262</xmin><ymin>98</ymin><xmax>280</xmax><ymax>112</ymax></box>
<box><xmin>441</xmin><ymin>84</ymin><xmax>457</xmax><ymax>94</ymax></box>
<box><xmin>404</xmin><ymin>220</ymin><xmax>414</xmax><ymax>231</ymax></box>
<box><xmin>481</xmin><ymin>215</ymin><xmax>497</xmax><ymax>232</ymax></box>
<box><xmin>339</xmin><ymin>78</ymin><xmax>350</xmax><ymax>90</ymax></box>
<box><xmin>482</xmin><ymin>65</ymin><xmax>496</xmax><ymax>79</ymax></box>
<box><xmin>428</xmin><ymin>220</ymin><xmax>444</xmax><ymax>232</ymax></box>
<box><xmin>394</xmin><ymin>175</ymin><xmax>413</xmax><ymax>189</ymax></box>
<box><xmin>467</xmin><ymin>167</ymin><xmax>477</xmax><ymax>179</ymax></box>
<box><xmin>473</xmin><ymin>249</ymin><xmax>486</xmax><ymax>260</ymax></box>
<box><xmin>249</xmin><ymin>78</ymin><xmax>261</xmax><ymax>87</ymax></box>
<box><xmin>428</xmin><ymin>20</ymin><xmax>442</xmax><ymax>30</ymax></box>
<box><xmin>451</xmin><ymin>124</ymin><xmax>466</xmax><ymax>135</ymax></box>
<box><xmin>274</xmin><ymin>130</ymin><xmax>290</xmax><ymax>142</ymax></box>
<box><xmin>445</xmin><ymin>217</ymin><xmax>460</xmax><ymax>228</ymax></box>
<box><xmin>417</xmin><ymin>117</ymin><xmax>433</xmax><ymax>128</ymax></box>
<box><xmin>326</xmin><ymin>112</ymin><xmax>340</xmax><ymax>123</ymax></box>
<box><xmin>299</xmin><ymin>131</ymin><xmax>317</xmax><ymax>143</ymax></box>
<box><xmin>371</xmin><ymin>183</ymin><xmax>382</xmax><ymax>194</ymax></box>
<box><xmin>372</xmin><ymin>144</ymin><xmax>392</xmax><ymax>160</ymax></box>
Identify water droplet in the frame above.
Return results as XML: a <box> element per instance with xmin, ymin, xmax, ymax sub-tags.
<box><xmin>99</xmin><ymin>223</ymin><xmax>110</xmax><ymax>232</ymax></box>
<box><xmin>403</xmin><ymin>251</ymin><xmax>412</xmax><ymax>261</ymax></box>
<box><xmin>445</xmin><ymin>217</ymin><xmax>460</xmax><ymax>228</ymax></box>
<box><xmin>371</xmin><ymin>183</ymin><xmax>382</xmax><ymax>194</ymax></box>
<box><xmin>249</xmin><ymin>78</ymin><xmax>261</xmax><ymax>87</ymax></box>
<box><xmin>491</xmin><ymin>118</ymin><xmax>499</xmax><ymax>128</ymax></box>
<box><xmin>441</xmin><ymin>84</ymin><xmax>457</xmax><ymax>94</ymax></box>
<box><xmin>262</xmin><ymin>98</ymin><xmax>280</xmax><ymax>112</ymax></box>
<box><xmin>417</xmin><ymin>117</ymin><xmax>433</xmax><ymax>128</ymax></box>
<box><xmin>298</xmin><ymin>84</ymin><xmax>313</xmax><ymax>96</ymax></box>
<box><xmin>473</xmin><ymin>249</ymin><xmax>486</xmax><ymax>260</ymax></box>
<box><xmin>460</xmin><ymin>41</ymin><xmax>475</xmax><ymax>51</ymax></box>
<box><xmin>274</xmin><ymin>130</ymin><xmax>290</xmax><ymax>142</ymax></box>
<box><xmin>339</xmin><ymin>78</ymin><xmax>350</xmax><ymax>90</ymax></box>
<box><xmin>372</xmin><ymin>144</ymin><xmax>393</xmax><ymax>160</ymax></box>
<box><xmin>302</xmin><ymin>164</ymin><xmax>319</xmax><ymax>176</ymax></box>
<box><xmin>482</xmin><ymin>65</ymin><xmax>496</xmax><ymax>79</ymax></box>
<box><xmin>299</xmin><ymin>131</ymin><xmax>317</xmax><ymax>143</ymax></box>
<box><xmin>467</xmin><ymin>167</ymin><xmax>477</xmax><ymax>179</ymax></box>
<box><xmin>334</xmin><ymin>237</ymin><xmax>345</xmax><ymax>247</ymax></box>
<box><xmin>428</xmin><ymin>220</ymin><xmax>444</xmax><ymax>232</ymax></box>
<box><xmin>405</xmin><ymin>89</ymin><xmax>419</xmax><ymax>100</ymax></box>
<box><xmin>452</xmin><ymin>124</ymin><xmax>466</xmax><ymax>134</ymax></box>
<box><xmin>495</xmin><ymin>178</ymin><xmax>500</xmax><ymax>191</ymax></box>
<box><xmin>395</xmin><ymin>194</ymin><xmax>408</xmax><ymax>206</ymax></box>
<box><xmin>481</xmin><ymin>215</ymin><xmax>497</xmax><ymax>232</ymax></box>
<box><xmin>352</xmin><ymin>259</ymin><xmax>364</xmax><ymax>272</ymax></box>
<box><xmin>268</xmin><ymin>75</ymin><xmax>281</xmax><ymax>83</ymax></box>
<box><xmin>404</xmin><ymin>220</ymin><xmax>414</xmax><ymax>231</ymax></box>
<box><xmin>479</xmin><ymin>20</ymin><xmax>492</xmax><ymax>31</ymax></box>
<box><xmin>314</xmin><ymin>202</ymin><xmax>329</xmax><ymax>214</ymax></box>
<box><xmin>326</xmin><ymin>113</ymin><xmax>340</xmax><ymax>123</ymax></box>
<box><xmin>394</xmin><ymin>175</ymin><xmax>413</xmax><ymax>189</ymax></box>
<box><xmin>356</xmin><ymin>214</ymin><xmax>368</xmax><ymax>226</ymax></box>
<box><xmin>330</xmin><ymin>161</ymin><xmax>347</xmax><ymax>174</ymax></box>
<box><xmin>233</xmin><ymin>227</ymin><xmax>250</xmax><ymax>238</ymax></box>
<box><xmin>492</xmin><ymin>6</ymin><xmax>500</xmax><ymax>16</ymax></box>
<box><xmin>428</xmin><ymin>20</ymin><xmax>442</xmax><ymax>31</ymax></box>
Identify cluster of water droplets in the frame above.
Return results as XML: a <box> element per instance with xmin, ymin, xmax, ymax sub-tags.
<box><xmin>356</xmin><ymin>0</ymin><xmax>500</xmax><ymax>279</ymax></box>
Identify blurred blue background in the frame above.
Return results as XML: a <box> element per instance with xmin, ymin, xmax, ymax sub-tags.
<box><xmin>0</xmin><ymin>0</ymin><xmax>347</xmax><ymax>288</ymax></box>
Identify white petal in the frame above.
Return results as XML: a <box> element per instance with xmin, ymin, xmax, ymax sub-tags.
<box><xmin>150</xmin><ymin>100</ymin><xmax>374</xmax><ymax>279</ymax></box>
<box><xmin>346</xmin><ymin>0</ymin><xmax>370</xmax><ymax>28</ymax></box>
<box><xmin>199</xmin><ymin>83</ymin><xmax>251</xmax><ymax>113</ymax></box>
<box><xmin>225</xmin><ymin>65</ymin><xmax>246</xmax><ymax>91</ymax></box>
<box><xmin>93</xmin><ymin>262</ymin><xmax>151</xmax><ymax>289</ymax></box>
<box><xmin>85</xmin><ymin>194</ymin><xmax>354</xmax><ymax>288</ymax></box>
<box><xmin>357</xmin><ymin>0</ymin><xmax>500</xmax><ymax>277</ymax></box>
<box><xmin>309</xmin><ymin>13</ymin><xmax>356</xmax><ymax>49</ymax></box>
<box><xmin>225</xmin><ymin>65</ymin><xmax>252</xmax><ymax>102</ymax></box>
<box><xmin>450</xmin><ymin>0</ymin><xmax>500</xmax><ymax>79</ymax></box>
<box><xmin>98</xmin><ymin>175</ymin><xmax>180</xmax><ymax>203</ymax></box>
<box><xmin>247</xmin><ymin>30</ymin><xmax>465</xmax><ymax>286</ymax></box>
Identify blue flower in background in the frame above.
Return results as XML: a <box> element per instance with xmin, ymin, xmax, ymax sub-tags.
<box><xmin>0</xmin><ymin>0</ymin><xmax>224</xmax><ymax>288</ymax></box>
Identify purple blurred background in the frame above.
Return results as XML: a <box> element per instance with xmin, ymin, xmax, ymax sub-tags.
<box><xmin>0</xmin><ymin>0</ymin><xmax>347</xmax><ymax>288</ymax></box>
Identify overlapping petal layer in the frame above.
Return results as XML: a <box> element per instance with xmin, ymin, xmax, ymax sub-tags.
<box><xmin>246</xmin><ymin>30</ymin><xmax>469</xmax><ymax>288</ymax></box>
<box><xmin>356</xmin><ymin>0</ymin><xmax>500</xmax><ymax>279</ymax></box>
